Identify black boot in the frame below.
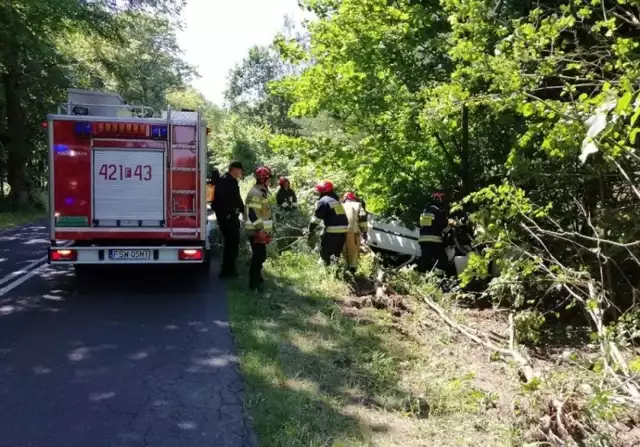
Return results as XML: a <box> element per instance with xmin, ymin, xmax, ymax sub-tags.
<box><xmin>219</xmin><ymin>265</ymin><xmax>238</xmax><ymax>278</ymax></box>
<box><xmin>249</xmin><ymin>277</ymin><xmax>264</xmax><ymax>292</ymax></box>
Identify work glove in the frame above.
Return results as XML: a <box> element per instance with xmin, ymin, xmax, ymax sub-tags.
<box><xmin>361</xmin><ymin>232</ymin><xmax>369</xmax><ymax>243</ymax></box>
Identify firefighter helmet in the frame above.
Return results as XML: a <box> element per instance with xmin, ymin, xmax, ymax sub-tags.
<box><xmin>278</xmin><ymin>176</ymin><xmax>289</xmax><ymax>187</ymax></box>
<box><xmin>342</xmin><ymin>191</ymin><xmax>357</xmax><ymax>202</ymax></box>
<box><xmin>254</xmin><ymin>166</ymin><xmax>272</xmax><ymax>184</ymax></box>
<box><xmin>431</xmin><ymin>191</ymin><xmax>445</xmax><ymax>203</ymax></box>
<box><xmin>314</xmin><ymin>180</ymin><xmax>334</xmax><ymax>194</ymax></box>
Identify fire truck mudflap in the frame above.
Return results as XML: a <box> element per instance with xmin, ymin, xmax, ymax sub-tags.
<box><xmin>47</xmin><ymin>89</ymin><xmax>211</xmax><ymax>267</ymax></box>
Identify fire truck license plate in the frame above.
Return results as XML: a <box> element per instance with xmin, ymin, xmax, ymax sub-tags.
<box><xmin>108</xmin><ymin>249</ymin><xmax>151</xmax><ymax>261</ymax></box>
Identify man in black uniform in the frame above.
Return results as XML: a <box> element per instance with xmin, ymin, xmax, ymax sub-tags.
<box><xmin>418</xmin><ymin>191</ymin><xmax>449</xmax><ymax>273</ymax></box>
<box><xmin>212</xmin><ymin>161</ymin><xmax>244</xmax><ymax>278</ymax></box>
<box><xmin>307</xmin><ymin>180</ymin><xmax>349</xmax><ymax>265</ymax></box>
<box><xmin>275</xmin><ymin>177</ymin><xmax>298</xmax><ymax>211</ymax></box>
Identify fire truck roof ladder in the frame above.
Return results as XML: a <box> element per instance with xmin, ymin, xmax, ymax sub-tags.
<box><xmin>167</xmin><ymin>106</ymin><xmax>200</xmax><ymax>239</ymax></box>
<box><xmin>59</xmin><ymin>89</ymin><xmax>156</xmax><ymax>118</ymax></box>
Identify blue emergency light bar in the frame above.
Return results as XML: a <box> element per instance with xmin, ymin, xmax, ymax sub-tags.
<box><xmin>75</xmin><ymin>122</ymin><xmax>92</xmax><ymax>137</ymax></box>
<box><xmin>151</xmin><ymin>125</ymin><xmax>168</xmax><ymax>139</ymax></box>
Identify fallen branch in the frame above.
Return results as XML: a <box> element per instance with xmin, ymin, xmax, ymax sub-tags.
<box><xmin>417</xmin><ymin>291</ymin><xmax>539</xmax><ymax>382</ymax></box>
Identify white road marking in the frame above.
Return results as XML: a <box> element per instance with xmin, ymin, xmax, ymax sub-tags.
<box><xmin>0</xmin><ymin>263</ymin><xmax>49</xmax><ymax>297</ymax></box>
<box><xmin>0</xmin><ymin>256</ymin><xmax>47</xmax><ymax>287</ymax></box>
<box><xmin>0</xmin><ymin>242</ymin><xmax>72</xmax><ymax>292</ymax></box>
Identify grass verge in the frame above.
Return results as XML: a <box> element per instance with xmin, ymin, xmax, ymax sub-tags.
<box><xmin>226</xmin><ymin>250</ymin><xmax>525</xmax><ymax>446</ymax></box>
<box><xmin>0</xmin><ymin>208</ymin><xmax>46</xmax><ymax>230</ymax></box>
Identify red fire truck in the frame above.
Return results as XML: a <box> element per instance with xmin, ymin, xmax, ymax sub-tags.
<box><xmin>47</xmin><ymin>89</ymin><xmax>212</xmax><ymax>270</ymax></box>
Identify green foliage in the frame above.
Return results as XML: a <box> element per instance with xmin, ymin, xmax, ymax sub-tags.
<box><xmin>0</xmin><ymin>0</ymin><xmax>189</xmax><ymax>203</ymax></box>
<box><xmin>225</xmin><ymin>45</ymin><xmax>301</xmax><ymax>136</ymax></box>
<box><xmin>514</xmin><ymin>311</ymin><xmax>545</xmax><ymax>345</ymax></box>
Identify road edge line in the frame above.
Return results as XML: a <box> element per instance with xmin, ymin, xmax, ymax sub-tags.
<box><xmin>0</xmin><ymin>263</ymin><xmax>49</xmax><ymax>297</ymax></box>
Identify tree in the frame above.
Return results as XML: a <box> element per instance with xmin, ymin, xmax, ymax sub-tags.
<box><xmin>0</xmin><ymin>0</ymin><xmax>185</xmax><ymax>203</ymax></box>
<box><xmin>225</xmin><ymin>45</ymin><xmax>300</xmax><ymax>136</ymax></box>
<box><xmin>258</xmin><ymin>0</ymin><xmax>640</xmax><ymax>412</ymax></box>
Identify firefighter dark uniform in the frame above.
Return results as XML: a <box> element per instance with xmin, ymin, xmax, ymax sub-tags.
<box><xmin>341</xmin><ymin>192</ymin><xmax>368</xmax><ymax>273</ymax></box>
<box><xmin>418</xmin><ymin>192</ymin><xmax>448</xmax><ymax>273</ymax></box>
<box><xmin>276</xmin><ymin>177</ymin><xmax>298</xmax><ymax>211</ymax></box>
<box><xmin>245</xmin><ymin>166</ymin><xmax>273</xmax><ymax>291</ymax></box>
<box><xmin>212</xmin><ymin>161</ymin><xmax>244</xmax><ymax>278</ymax></box>
<box><xmin>308</xmin><ymin>181</ymin><xmax>348</xmax><ymax>265</ymax></box>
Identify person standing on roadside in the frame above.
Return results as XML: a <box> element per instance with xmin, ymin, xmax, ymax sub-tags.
<box><xmin>212</xmin><ymin>161</ymin><xmax>244</xmax><ymax>278</ymax></box>
<box><xmin>341</xmin><ymin>192</ymin><xmax>369</xmax><ymax>274</ymax></box>
<box><xmin>276</xmin><ymin>177</ymin><xmax>298</xmax><ymax>211</ymax></box>
<box><xmin>245</xmin><ymin>166</ymin><xmax>274</xmax><ymax>292</ymax></box>
<box><xmin>417</xmin><ymin>190</ymin><xmax>448</xmax><ymax>274</ymax></box>
<box><xmin>307</xmin><ymin>180</ymin><xmax>349</xmax><ymax>266</ymax></box>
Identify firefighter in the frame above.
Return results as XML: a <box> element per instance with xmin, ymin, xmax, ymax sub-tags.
<box><xmin>276</xmin><ymin>177</ymin><xmax>298</xmax><ymax>211</ymax></box>
<box><xmin>245</xmin><ymin>166</ymin><xmax>274</xmax><ymax>291</ymax></box>
<box><xmin>212</xmin><ymin>161</ymin><xmax>244</xmax><ymax>278</ymax></box>
<box><xmin>417</xmin><ymin>191</ymin><xmax>449</xmax><ymax>274</ymax></box>
<box><xmin>307</xmin><ymin>180</ymin><xmax>349</xmax><ymax>266</ymax></box>
<box><xmin>341</xmin><ymin>192</ymin><xmax>368</xmax><ymax>273</ymax></box>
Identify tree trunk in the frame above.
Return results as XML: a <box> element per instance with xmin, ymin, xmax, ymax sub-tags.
<box><xmin>3</xmin><ymin>69</ymin><xmax>31</xmax><ymax>204</ymax></box>
<box><xmin>461</xmin><ymin>104</ymin><xmax>470</xmax><ymax>195</ymax></box>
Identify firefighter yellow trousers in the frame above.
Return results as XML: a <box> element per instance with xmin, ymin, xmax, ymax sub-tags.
<box><xmin>342</xmin><ymin>232</ymin><xmax>361</xmax><ymax>269</ymax></box>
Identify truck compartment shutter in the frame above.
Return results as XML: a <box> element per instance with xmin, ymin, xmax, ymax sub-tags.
<box><xmin>93</xmin><ymin>148</ymin><xmax>165</xmax><ymax>224</ymax></box>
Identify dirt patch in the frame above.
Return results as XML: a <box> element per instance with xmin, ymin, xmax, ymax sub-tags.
<box><xmin>341</xmin><ymin>293</ymin><xmax>412</xmax><ymax>316</ymax></box>
<box><xmin>615</xmin><ymin>417</ymin><xmax>640</xmax><ymax>447</ymax></box>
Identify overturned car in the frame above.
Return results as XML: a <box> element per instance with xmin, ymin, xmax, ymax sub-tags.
<box><xmin>365</xmin><ymin>215</ymin><xmax>499</xmax><ymax>278</ymax></box>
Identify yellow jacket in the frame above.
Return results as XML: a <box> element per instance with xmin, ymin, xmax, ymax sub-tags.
<box><xmin>342</xmin><ymin>200</ymin><xmax>368</xmax><ymax>233</ymax></box>
<box><xmin>244</xmin><ymin>184</ymin><xmax>273</xmax><ymax>234</ymax></box>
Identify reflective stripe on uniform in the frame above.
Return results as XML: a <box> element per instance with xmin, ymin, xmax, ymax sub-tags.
<box><xmin>326</xmin><ymin>225</ymin><xmax>348</xmax><ymax>234</ymax></box>
<box><xmin>420</xmin><ymin>213</ymin><xmax>435</xmax><ymax>226</ymax></box>
<box><xmin>419</xmin><ymin>234</ymin><xmax>442</xmax><ymax>243</ymax></box>
<box><xmin>247</xmin><ymin>203</ymin><xmax>262</xmax><ymax>210</ymax></box>
<box><xmin>310</xmin><ymin>216</ymin><xmax>321</xmax><ymax>224</ymax></box>
<box><xmin>246</xmin><ymin>219</ymin><xmax>273</xmax><ymax>232</ymax></box>
<box><xmin>329</xmin><ymin>201</ymin><xmax>346</xmax><ymax>215</ymax></box>
<box><xmin>245</xmin><ymin>218</ymin><xmax>263</xmax><ymax>229</ymax></box>
<box><xmin>359</xmin><ymin>222</ymin><xmax>369</xmax><ymax>230</ymax></box>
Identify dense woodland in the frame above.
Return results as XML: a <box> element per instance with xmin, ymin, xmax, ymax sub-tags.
<box><xmin>2</xmin><ymin>0</ymin><xmax>640</xmax><ymax>441</ymax></box>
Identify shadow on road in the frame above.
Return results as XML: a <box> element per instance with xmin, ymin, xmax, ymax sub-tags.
<box><xmin>0</xmin><ymin>222</ymin><xmax>50</xmax><ymax>276</ymax></box>
<box><xmin>0</xmin><ymin>264</ymin><xmax>257</xmax><ymax>447</ymax></box>
<box><xmin>226</xmin><ymin>252</ymin><xmax>412</xmax><ymax>445</ymax></box>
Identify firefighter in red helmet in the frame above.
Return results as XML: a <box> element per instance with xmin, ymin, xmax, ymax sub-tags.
<box><xmin>417</xmin><ymin>190</ymin><xmax>448</xmax><ymax>273</ymax></box>
<box><xmin>244</xmin><ymin>166</ymin><xmax>273</xmax><ymax>291</ymax></box>
<box><xmin>307</xmin><ymin>180</ymin><xmax>349</xmax><ymax>265</ymax></box>
<box><xmin>276</xmin><ymin>176</ymin><xmax>298</xmax><ymax>211</ymax></box>
<box><xmin>341</xmin><ymin>191</ymin><xmax>368</xmax><ymax>273</ymax></box>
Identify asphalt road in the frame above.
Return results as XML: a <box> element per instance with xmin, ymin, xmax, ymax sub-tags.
<box><xmin>0</xmin><ymin>222</ymin><xmax>257</xmax><ymax>447</ymax></box>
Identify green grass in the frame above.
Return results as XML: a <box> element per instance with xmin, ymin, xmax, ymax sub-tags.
<box><xmin>0</xmin><ymin>208</ymin><xmax>46</xmax><ymax>229</ymax></box>
<box><xmin>0</xmin><ymin>190</ymin><xmax>48</xmax><ymax>230</ymax></box>
<box><xmin>226</xmin><ymin>250</ymin><xmax>410</xmax><ymax>446</ymax></box>
<box><xmin>226</xmin><ymin>249</ymin><xmax>521</xmax><ymax>446</ymax></box>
